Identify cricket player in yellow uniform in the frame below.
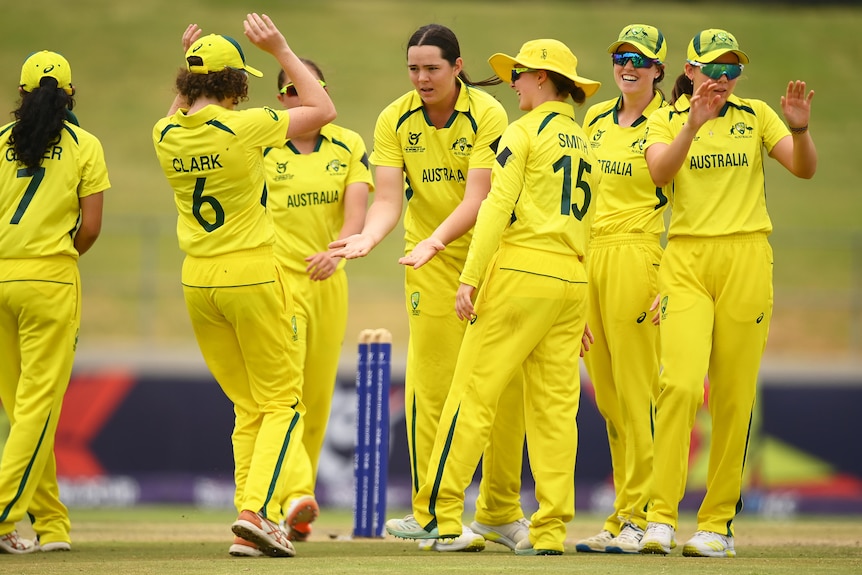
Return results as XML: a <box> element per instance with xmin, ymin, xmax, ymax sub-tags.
<box><xmin>264</xmin><ymin>60</ymin><xmax>372</xmax><ymax>544</ymax></box>
<box><xmin>331</xmin><ymin>24</ymin><xmax>528</xmax><ymax>551</ymax></box>
<box><xmin>386</xmin><ymin>38</ymin><xmax>602</xmax><ymax>556</ymax></box>
<box><xmin>152</xmin><ymin>15</ymin><xmax>335</xmax><ymax>558</ymax></box>
<box><xmin>576</xmin><ymin>24</ymin><xmax>668</xmax><ymax>555</ymax></box>
<box><xmin>0</xmin><ymin>50</ymin><xmax>107</xmax><ymax>554</ymax></box>
<box><xmin>638</xmin><ymin>29</ymin><xmax>817</xmax><ymax>557</ymax></box>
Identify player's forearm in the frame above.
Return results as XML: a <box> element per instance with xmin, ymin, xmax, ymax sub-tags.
<box><xmin>429</xmin><ymin>196</ymin><xmax>483</xmax><ymax>246</ymax></box>
<box><xmin>790</xmin><ymin>131</ymin><xmax>817</xmax><ymax>179</ymax></box>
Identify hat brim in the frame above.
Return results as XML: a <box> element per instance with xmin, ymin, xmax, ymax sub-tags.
<box><xmin>488</xmin><ymin>52</ymin><xmax>601</xmax><ymax>98</ymax></box>
<box><xmin>693</xmin><ymin>49</ymin><xmax>749</xmax><ymax>65</ymax></box>
<box><xmin>606</xmin><ymin>40</ymin><xmax>661</xmax><ymax>62</ymax></box>
<box><xmin>244</xmin><ymin>64</ymin><xmax>263</xmax><ymax>78</ymax></box>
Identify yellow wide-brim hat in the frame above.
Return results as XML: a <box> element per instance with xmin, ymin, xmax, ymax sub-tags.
<box><xmin>489</xmin><ymin>39</ymin><xmax>600</xmax><ymax>98</ymax></box>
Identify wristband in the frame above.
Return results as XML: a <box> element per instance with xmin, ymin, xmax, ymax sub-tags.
<box><xmin>789</xmin><ymin>124</ymin><xmax>808</xmax><ymax>134</ymax></box>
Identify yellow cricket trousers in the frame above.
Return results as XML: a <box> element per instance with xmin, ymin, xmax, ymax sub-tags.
<box><xmin>404</xmin><ymin>253</ymin><xmax>525</xmax><ymax>526</ymax></box>
<box><xmin>649</xmin><ymin>233</ymin><xmax>772</xmax><ymax>535</ymax></box>
<box><xmin>182</xmin><ymin>248</ymin><xmax>310</xmax><ymax>521</ymax></box>
<box><xmin>280</xmin><ymin>267</ymin><xmax>348</xmax><ymax>503</ymax></box>
<box><xmin>413</xmin><ymin>248</ymin><xmax>587</xmax><ymax>552</ymax></box>
<box><xmin>584</xmin><ymin>233</ymin><xmax>661</xmax><ymax>532</ymax></box>
<box><xmin>0</xmin><ymin>256</ymin><xmax>78</xmax><ymax>545</ymax></box>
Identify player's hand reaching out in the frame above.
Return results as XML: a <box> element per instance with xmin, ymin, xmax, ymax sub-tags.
<box><xmin>780</xmin><ymin>80</ymin><xmax>814</xmax><ymax>130</ymax></box>
<box><xmin>329</xmin><ymin>234</ymin><xmax>375</xmax><ymax>259</ymax></box>
<box><xmin>398</xmin><ymin>238</ymin><xmax>445</xmax><ymax>269</ymax></box>
<box><xmin>687</xmin><ymin>79</ymin><xmax>723</xmax><ymax>131</ymax></box>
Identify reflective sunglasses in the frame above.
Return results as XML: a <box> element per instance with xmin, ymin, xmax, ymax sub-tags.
<box><xmin>510</xmin><ymin>67</ymin><xmax>536</xmax><ymax>82</ymax></box>
<box><xmin>688</xmin><ymin>61</ymin><xmax>744</xmax><ymax>80</ymax></box>
<box><xmin>611</xmin><ymin>52</ymin><xmax>659</xmax><ymax>68</ymax></box>
<box><xmin>279</xmin><ymin>79</ymin><xmax>327</xmax><ymax>96</ymax></box>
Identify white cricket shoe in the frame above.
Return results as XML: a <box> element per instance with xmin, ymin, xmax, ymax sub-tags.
<box><xmin>0</xmin><ymin>530</ymin><xmax>38</xmax><ymax>554</ymax></box>
<box><xmin>469</xmin><ymin>518</ymin><xmax>530</xmax><ymax>551</ymax></box>
<box><xmin>639</xmin><ymin>522</ymin><xmax>676</xmax><ymax>555</ymax></box>
<box><xmin>606</xmin><ymin>522</ymin><xmax>644</xmax><ymax>554</ymax></box>
<box><xmin>434</xmin><ymin>525</ymin><xmax>486</xmax><ymax>552</ymax></box>
<box><xmin>575</xmin><ymin>529</ymin><xmax>614</xmax><ymax>553</ymax></box>
<box><xmin>682</xmin><ymin>530</ymin><xmax>736</xmax><ymax>558</ymax></box>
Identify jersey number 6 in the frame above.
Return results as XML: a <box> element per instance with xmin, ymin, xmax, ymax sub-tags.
<box><xmin>192</xmin><ymin>177</ymin><xmax>225</xmax><ymax>232</ymax></box>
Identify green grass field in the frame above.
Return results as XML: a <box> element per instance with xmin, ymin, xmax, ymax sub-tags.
<box><xmin>4</xmin><ymin>507</ymin><xmax>861</xmax><ymax>574</ymax></box>
<box><xmin>0</xmin><ymin>0</ymin><xmax>860</xmax><ymax>364</ymax></box>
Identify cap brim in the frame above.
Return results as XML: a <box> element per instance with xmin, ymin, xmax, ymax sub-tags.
<box><xmin>488</xmin><ymin>53</ymin><xmax>519</xmax><ymax>83</ymax></box>
<box><xmin>244</xmin><ymin>64</ymin><xmax>263</xmax><ymax>78</ymax></box>
<box><xmin>606</xmin><ymin>40</ymin><xmax>660</xmax><ymax>61</ymax></box>
<box><xmin>696</xmin><ymin>49</ymin><xmax>750</xmax><ymax>65</ymax></box>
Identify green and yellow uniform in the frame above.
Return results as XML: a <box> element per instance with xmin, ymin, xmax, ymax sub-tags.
<box><xmin>153</xmin><ymin>104</ymin><xmax>309</xmax><ymax>521</ymax></box>
<box><xmin>413</xmin><ymin>100</ymin><xmax>600</xmax><ymax>552</ymax></box>
<box><xmin>0</xmin><ymin>118</ymin><xmax>109</xmax><ymax>546</ymax></box>
<box><xmin>371</xmin><ymin>80</ymin><xmax>525</xmax><ymax>525</ymax></box>
<box><xmin>644</xmin><ymin>93</ymin><xmax>789</xmax><ymax>535</ymax></box>
<box><xmin>263</xmin><ymin>124</ymin><xmax>374</xmax><ymax>500</ymax></box>
<box><xmin>581</xmin><ymin>92</ymin><xmax>667</xmax><ymax>534</ymax></box>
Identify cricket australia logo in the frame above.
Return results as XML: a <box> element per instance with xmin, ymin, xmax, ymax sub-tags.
<box><xmin>729</xmin><ymin>122</ymin><xmax>753</xmax><ymax>138</ymax></box>
<box><xmin>405</xmin><ymin>131</ymin><xmax>425</xmax><ymax>153</ymax></box>
<box><xmin>660</xmin><ymin>295</ymin><xmax>669</xmax><ymax>321</ymax></box>
<box><xmin>291</xmin><ymin>316</ymin><xmax>298</xmax><ymax>341</ymax></box>
<box><xmin>326</xmin><ymin>159</ymin><xmax>348</xmax><ymax>173</ymax></box>
<box><xmin>410</xmin><ymin>291</ymin><xmax>420</xmax><ymax>316</ymax></box>
<box><xmin>630</xmin><ymin>134</ymin><xmax>647</xmax><ymax>153</ymax></box>
<box><xmin>623</xmin><ymin>26</ymin><xmax>649</xmax><ymax>43</ymax></box>
<box><xmin>450</xmin><ymin>137</ymin><xmax>473</xmax><ymax>157</ymax></box>
<box><xmin>706</xmin><ymin>32</ymin><xmax>735</xmax><ymax>52</ymax></box>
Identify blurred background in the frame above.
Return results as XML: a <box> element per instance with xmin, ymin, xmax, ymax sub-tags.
<box><xmin>0</xmin><ymin>0</ymin><xmax>859</xmax><ymax>517</ymax></box>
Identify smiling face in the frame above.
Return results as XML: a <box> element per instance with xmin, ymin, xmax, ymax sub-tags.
<box><xmin>687</xmin><ymin>52</ymin><xmax>740</xmax><ymax>106</ymax></box>
<box><xmin>612</xmin><ymin>42</ymin><xmax>661</xmax><ymax>98</ymax></box>
<box><xmin>407</xmin><ymin>45</ymin><xmax>462</xmax><ymax>110</ymax></box>
<box><xmin>509</xmin><ymin>67</ymin><xmax>541</xmax><ymax>111</ymax></box>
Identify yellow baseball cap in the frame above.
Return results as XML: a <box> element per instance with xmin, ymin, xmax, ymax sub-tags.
<box><xmin>185</xmin><ymin>34</ymin><xmax>263</xmax><ymax>77</ymax></box>
<box><xmin>687</xmin><ymin>29</ymin><xmax>749</xmax><ymax>65</ymax></box>
<box><xmin>489</xmin><ymin>39</ymin><xmax>600</xmax><ymax>98</ymax></box>
<box><xmin>607</xmin><ymin>24</ymin><xmax>667</xmax><ymax>64</ymax></box>
<box><xmin>20</xmin><ymin>50</ymin><xmax>74</xmax><ymax>95</ymax></box>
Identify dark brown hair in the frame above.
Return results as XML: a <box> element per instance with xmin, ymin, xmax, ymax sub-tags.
<box><xmin>277</xmin><ymin>58</ymin><xmax>326</xmax><ymax>91</ymax></box>
<box><xmin>9</xmin><ymin>76</ymin><xmax>75</xmax><ymax>171</ymax></box>
<box><xmin>670</xmin><ymin>73</ymin><xmax>693</xmax><ymax>104</ymax></box>
<box><xmin>175</xmin><ymin>67</ymin><xmax>249</xmax><ymax>107</ymax></box>
<box><xmin>407</xmin><ymin>24</ymin><xmax>501</xmax><ymax>87</ymax></box>
<box><xmin>546</xmin><ymin>71</ymin><xmax>587</xmax><ymax>104</ymax></box>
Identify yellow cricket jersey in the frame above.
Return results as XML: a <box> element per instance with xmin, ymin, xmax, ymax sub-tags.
<box><xmin>152</xmin><ymin>105</ymin><xmax>290</xmax><ymax>258</ymax></box>
<box><xmin>645</xmin><ymin>93</ymin><xmax>790</xmax><ymax>238</ymax></box>
<box><xmin>370</xmin><ymin>79</ymin><xmax>507</xmax><ymax>262</ymax></box>
<box><xmin>0</xmin><ymin>120</ymin><xmax>109</xmax><ymax>262</ymax></box>
<box><xmin>263</xmin><ymin>124</ymin><xmax>374</xmax><ymax>274</ymax></box>
<box><xmin>460</xmin><ymin>100</ymin><xmax>601</xmax><ymax>287</ymax></box>
<box><xmin>583</xmin><ymin>92</ymin><xmax>668</xmax><ymax>236</ymax></box>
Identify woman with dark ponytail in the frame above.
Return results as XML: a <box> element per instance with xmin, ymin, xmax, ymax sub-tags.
<box><xmin>0</xmin><ymin>50</ymin><xmax>109</xmax><ymax>554</ymax></box>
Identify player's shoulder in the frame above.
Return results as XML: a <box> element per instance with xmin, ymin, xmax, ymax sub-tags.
<box><xmin>323</xmin><ymin>123</ymin><xmax>367</xmax><ymax>153</ymax></box>
<box><xmin>583</xmin><ymin>97</ymin><xmax>618</xmax><ymax>129</ymax></box>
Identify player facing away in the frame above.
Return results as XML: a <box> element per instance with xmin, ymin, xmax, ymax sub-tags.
<box><xmin>263</xmin><ymin>59</ymin><xmax>372</xmax><ymax>545</ymax></box>
<box><xmin>0</xmin><ymin>50</ymin><xmax>108</xmax><ymax>554</ymax></box>
<box><xmin>575</xmin><ymin>24</ymin><xmax>669</xmax><ymax>555</ymax></box>
<box><xmin>638</xmin><ymin>29</ymin><xmax>817</xmax><ymax>557</ymax></box>
<box><xmin>329</xmin><ymin>24</ymin><xmax>529</xmax><ymax>551</ymax></box>
<box><xmin>385</xmin><ymin>38</ymin><xmax>602</xmax><ymax>556</ymax></box>
<box><xmin>151</xmin><ymin>14</ymin><xmax>335</xmax><ymax>558</ymax></box>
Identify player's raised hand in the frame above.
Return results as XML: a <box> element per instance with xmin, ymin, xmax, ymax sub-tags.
<box><xmin>781</xmin><ymin>80</ymin><xmax>814</xmax><ymax>130</ymax></box>
<box><xmin>182</xmin><ymin>24</ymin><xmax>203</xmax><ymax>53</ymax></box>
<box><xmin>687</xmin><ymin>79</ymin><xmax>723</xmax><ymax>130</ymax></box>
<box><xmin>243</xmin><ymin>13</ymin><xmax>289</xmax><ymax>56</ymax></box>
